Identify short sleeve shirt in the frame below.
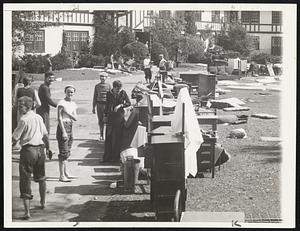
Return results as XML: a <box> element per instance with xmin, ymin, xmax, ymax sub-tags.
<box><xmin>12</xmin><ymin>111</ymin><xmax>48</xmax><ymax>146</ymax></box>
<box><xmin>57</xmin><ymin>99</ymin><xmax>77</xmax><ymax>122</ymax></box>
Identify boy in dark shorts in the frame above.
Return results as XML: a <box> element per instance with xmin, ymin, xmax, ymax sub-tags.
<box><xmin>12</xmin><ymin>96</ymin><xmax>49</xmax><ymax>219</ymax></box>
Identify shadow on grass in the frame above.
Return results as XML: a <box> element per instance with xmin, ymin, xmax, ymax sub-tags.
<box><xmin>240</xmin><ymin>144</ymin><xmax>282</xmax><ymax>164</ymax></box>
<box><xmin>66</xmin><ymin>200</ymin><xmax>155</xmax><ymax>222</ymax></box>
<box><xmin>240</xmin><ymin>144</ymin><xmax>281</xmax><ymax>155</ymax></box>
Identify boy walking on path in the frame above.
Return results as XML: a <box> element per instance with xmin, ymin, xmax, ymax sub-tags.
<box><xmin>36</xmin><ymin>72</ymin><xmax>57</xmax><ymax>158</ymax></box>
<box><xmin>92</xmin><ymin>72</ymin><xmax>111</xmax><ymax>141</ymax></box>
<box><xmin>12</xmin><ymin>96</ymin><xmax>49</xmax><ymax>220</ymax></box>
<box><xmin>143</xmin><ymin>54</ymin><xmax>152</xmax><ymax>83</ymax></box>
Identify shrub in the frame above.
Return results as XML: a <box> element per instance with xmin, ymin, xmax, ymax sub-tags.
<box><xmin>22</xmin><ymin>54</ymin><xmax>48</xmax><ymax>73</ymax></box>
<box><xmin>249</xmin><ymin>51</ymin><xmax>282</xmax><ymax>64</ymax></box>
<box><xmin>122</xmin><ymin>41</ymin><xmax>149</xmax><ymax>66</ymax></box>
<box><xmin>51</xmin><ymin>52</ymin><xmax>73</xmax><ymax>70</ymax></box>
<box><xmin>151</xmin><ymin>42</ymin><xmax>169</xmax><ymax>66</ymax></box>
<box><xmin>219</xmin><ymin>50</ymin><xmax>241</xmax><ymax>59</ymax></box>
<box><xmin>12</xmin><ymin>55</ymin><xmax>21</xmax><ymax>71</ymax></box>
<box><xmin>77</xmin><ymin>54</ymin><xmax>105</xmax><ymax>68</ymax></box>
<box><xmin>178</xmin><ymin>35</ymin><xmax>205</xmax><ymax>63</ymax></box>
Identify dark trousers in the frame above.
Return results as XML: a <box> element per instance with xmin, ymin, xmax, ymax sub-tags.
<box><xmin>56</xmin><ymin>121</ymin><xmax>73</xmax><ymax>161</ymax></box>
<box><xmin>144</xmin><ymin>68</ymin><xmax>152</xmax><ymax>82</ymax></box>
<box><xmin>19</xmin><ymin>145</ymin><xmax>46</xmax><ymax>200</ymax></box>
<box><xmin>96</xmin><ymin>102</ymin><xmax>106</xmax><ymax>136</ymax></box>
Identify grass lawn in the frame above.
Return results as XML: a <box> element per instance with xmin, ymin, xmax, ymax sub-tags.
<box><xmin>28</xmin><ymin>67</ymin><xmax>281</xmax><ymax>222</ymax></box>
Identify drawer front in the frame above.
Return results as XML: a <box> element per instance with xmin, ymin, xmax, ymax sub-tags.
<box><xmin>153</xmin><ymin>144</ymin><xmax>184</xmax><ymax>163</ymax></box>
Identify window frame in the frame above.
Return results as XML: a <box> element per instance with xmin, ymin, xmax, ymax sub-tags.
<box><xmin>241</xmin><ymin>11</ymin><xmax>260</xmax><ymax>24</ymax></box>
<box><xmin>272</xmin><ymin>11</ymin><xmax>282</xmax><ymax>25</ymax></box>
<box><xmin>271</xmin><ymin>36</ymin><xmax>282</xmax><ymax>56</ymax></box>
<box><xmin>24</xmin><ymin>30</ymin><xmax>45</xmax><ymax>53</ymax></box>
<box><xmin>64</xmin><ymin>30</ymin><xmax>89</xmax><ymax>52</ymax></box>
<box><xmin>211</xmin><ymin>10</ymin><xmax>220</xmax><ymax>23</ymax></box>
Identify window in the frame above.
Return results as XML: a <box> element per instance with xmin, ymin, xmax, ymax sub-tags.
<box><xmin>64</xmin><ymin>31</ymin><xmax>89</xmax><ymax>52</ymax></box>
<box><xmin>271</xmin><ymin>36</ymin><xmax>282</xmax><ymax>56</ymax></box>
<box><xmin>194</xmin><ymin>11</ymin><xmax>202</xmax><ymax>21</ymax></box>
<box><xmin>80</xmin><ymin>32</ymin><xmax>88</xmax><ymax>41</ymax></box>
<box><xmin>241</xmin><ymin>11</ymin><xmax>260</xmax><ymax>24</ymax></box>
<box><xmin>251</xmin><ymin>36</ymin><xmax>260</xmax><ymax>50</ymax></box>
<box><xmin>212</xmin><ymin>11</ymin><xmax>220</xmax><ymax>22</ymax></box>
<box><xmin>159</xmin><ymin>10</ymin><xmax>171</xmax><ymax>18</ymax></box>
<box><xmin>272</xmin><ymin>11</ymin><xmax>282</xmax><ymax>24</ymax></box>
<box><xmin>24</xmin><ymin>30</ymin><xmax>45</xmax><ymax>53</ymax></box>
<box><xmin>74</xmin><ymin>32</ymin><xmax>79</xmax><ymax>41</ymax></box>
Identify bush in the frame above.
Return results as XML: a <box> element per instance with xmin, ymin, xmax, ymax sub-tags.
<box><xmin>22</xmin><ymin>54</ymin><xmax>48</xmax><ymax>73</ymax></box>
<box><xmin>51</xmin><ymin>52</ymin><xmax>73</xmax><ymax>71</ymax></box>
<box><xmin>122</xmin><ymin>41</ymin><xmax>149</xmax><ymax>66</ymax></box>
<box><xmin>77</xmin><ymin>54</ymin><xmax>105</xmax><ymax>68</ymax></box>
<box><xmin>219</xmin><ymin>50</ymin><xmax>241</xmax><ymax>59</ymax></box>
<box><xmin>178</xmin><ymin>35</ymin><xmax>205</xmax><ymax>63</ymax></box>
<box><xmin>12</xmin><ymin>55</ymin><xmax>21</xmax><ymax>71</ymax></box>
<box><xmin>249</xmin><ymin>52</ymin><xmax>282</xmax><ymax>64</ymax></box>
<box><xmin>151</xmin><ymin>42</ymin><xmax>169</xmax><ymax>66</ymax></box>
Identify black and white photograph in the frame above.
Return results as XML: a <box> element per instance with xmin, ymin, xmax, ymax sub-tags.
<box><xmin>3</xmin><ymin>3</ymin><xmax>296</xmax><ymax>228</ymax></box>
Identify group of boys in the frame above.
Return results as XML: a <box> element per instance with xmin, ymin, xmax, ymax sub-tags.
<box><xmin>12</xmin><ymin>71</ymin><xmax>111</xmax><ymax>219</ymax></box>
<box><xmin>12</xmin><ymin>71</ymin><xmax>57</xmax><ymax>219</ymax></box>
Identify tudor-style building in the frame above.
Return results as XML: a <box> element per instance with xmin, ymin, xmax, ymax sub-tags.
<box><xmin>17</xmin><ymin>10</ymin><xmax>282</xmax><ymax>57</ymax></box>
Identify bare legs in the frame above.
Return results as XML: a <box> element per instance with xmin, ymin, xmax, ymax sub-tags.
<box><xmin>59</xmin><ymin>160</ymin><xmax>77</xmax><ymax>182</ymax></box>
<box><xmin>64</xmin><ymin>160</ymin><xmax>77</xmax><ymax>179</ymax></box>
<box><xmin>22</xmin><ymin>199</ymin><xmax>30</xmax><ymax>219</ymax></box>
<box><xmin>59</xmin><ymin>160</ymin><xmax>71</xmax><ymax>182</ymax></box>
<box><xmin>22</xmin><ymin>181</ymin><xmax>46</xmax><ymax>219</ymax></box>
<box><xmin>39</xmin><ymin>181</ymin><xmax>46</xmax><ymax>209</ymax></box>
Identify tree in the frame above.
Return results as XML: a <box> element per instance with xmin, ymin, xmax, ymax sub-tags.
<box><xmin>184</xmin><ymin>11</ymin><xmax>197</xmax><ymax>35</ymax></box>
<box><xmin>92</xmin><ymin>11</ymin><xmax>118</xmax><ymax>56</ymax></box>
<box><xmin>151</xmin><ymin>42</ymin><xmax>169</xmax><ymax>65</ymax></box>
<box><xmin>12</xmin><ymin>11</ymin><xmax>58</xmax><ymax>54</ymax></box>
<box><xmin>122</xmin><ymin>41</ymin><xmax>149</xmax><ymax>65</ymax></box>
<box><xmin>150</xmin><ymin>15</ymin><xmax>185</xmax><ymax>60</ymax></box>
<box><xmin>116</xmin><ymin>26</ymin><xmax>135</xmax><ymax>50</ymax></box>
<box><xmin>216</xmin><ymin>23</ymin><xmax>255</xmax><ymax>56</ymax></box>
<box><xmin>176</xmin><ymin>34</ymin><xmax>205</xmax><ymax>63</ymax></box>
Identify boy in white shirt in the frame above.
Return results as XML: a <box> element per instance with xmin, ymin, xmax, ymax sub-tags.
<box><xmin>143</xmin><ymin>54</ymin><xmax>152</xmax><ymax>83</ymax></box>
<box><xmin>56</xmin><ymin>85</ymin><xmax>77</xmax><ymax>182</ymax></box>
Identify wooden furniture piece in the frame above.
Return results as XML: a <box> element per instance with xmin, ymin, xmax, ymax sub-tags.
<box><xmin>148</xmin><ymin>102</ymin><xmax>185</xmax><ymax>221</ymax></box>
<box><xmin>151</xmin><ymin>134</ymin><xmax>186</xmax><ymax>221</ymax></box>
<box><xmin>180</xmin><ymin>71</ymin><xmax>217</xmax><ymax>99</ymax></box>
<box><xmin>136</xmin><ymin>104</ymin><xmax>159</xmax><ymax>130</ymax></box>
<box><xmin>196</xmin><ymin>112</ymin><xmax>218</xmax><ymax>178</ymax></box>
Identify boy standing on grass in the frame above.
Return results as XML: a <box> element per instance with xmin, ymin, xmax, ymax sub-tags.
<box><xmin>92</xmin><ymin>72</ymin><xmax>111</xmax><ymax>141</ymax></box>
<box><xmin>12</xmin><ymin>96</ymin><xmax>49</xmax><ymax>220</ymax></box>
